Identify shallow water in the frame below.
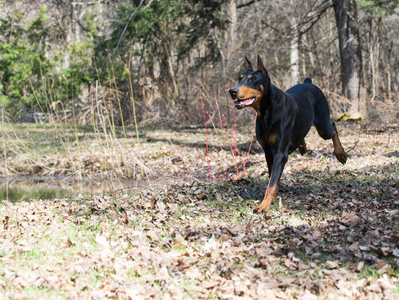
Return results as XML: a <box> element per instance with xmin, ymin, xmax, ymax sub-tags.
<box><xmin>0</xmin><ymin>182</ymin><xmax>72</xmax><ymax>203</ymax></box>
<box><xmin>0</xmin><ymin>177</ymin><xmax>153</xmax><ymax>203</ymax></box>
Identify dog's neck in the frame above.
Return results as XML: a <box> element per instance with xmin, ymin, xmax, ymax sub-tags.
<box><xmin>254</xmin><ymin>81</ymin><xmax>282</xmax><ymax>117</ymax></box>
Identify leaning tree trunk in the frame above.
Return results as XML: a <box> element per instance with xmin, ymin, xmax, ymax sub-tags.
<box><xmin>333</xmin><ymin>0</ymin><xmax>363</xmax><ymax>114</ymax></box>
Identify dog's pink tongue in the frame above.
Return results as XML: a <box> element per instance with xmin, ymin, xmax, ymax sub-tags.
<box><xmin>234</xmin><ymin>97</ymin><xmax>255</xmax><ymax>108</ymax></box>
<box><xmin>241</xmin><ymin>98</ymin><xmax>254</xmax><ymax>105</ymax></box>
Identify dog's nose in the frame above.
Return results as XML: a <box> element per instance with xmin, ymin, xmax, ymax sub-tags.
<box><xmin>229</xmin><ymin>88</ymin><xmax>238</xmax><ymax>99</ymax></box>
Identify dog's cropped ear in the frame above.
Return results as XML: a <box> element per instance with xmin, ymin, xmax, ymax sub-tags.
<box><xmin>245</xmin><ymin>56</ymin><xmax>253</xmax><ymax>71</ymax></box>
<box><xmin>257</xmin><ymin>55</ymin><xmax>269</xmax><ymax>77</ymax></box>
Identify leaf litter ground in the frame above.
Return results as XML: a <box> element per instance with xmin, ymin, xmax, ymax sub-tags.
<box><xmin>1</xmin><ymin>123</ymin><xmax>399</xmax><ymax>299</ymax></box>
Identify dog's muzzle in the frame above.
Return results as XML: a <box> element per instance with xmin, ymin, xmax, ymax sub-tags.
<box><xmin>229</xmin><ymin>87</ymin><xmax>256</xmax><ymax>109</ymax></box>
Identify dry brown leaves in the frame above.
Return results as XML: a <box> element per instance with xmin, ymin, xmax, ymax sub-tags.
<box><xmin>0</xmin><ymin>123</ymin><xmax>399</xmax><ymax>299</ymax></box>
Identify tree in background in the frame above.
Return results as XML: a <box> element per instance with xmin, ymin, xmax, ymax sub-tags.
<box><xmin>356</xmin><ymin>0</ymin><xmax>399</xmax><ymax>119</ymax></box>
<box><xmin>90</xmin><ymin>0</ymin><xmax>229</xmax><ymax>123</ymax></box>
<box><xmin>1</xmin><ymin>0</ymin><xmax>399</xmax><ymax>124</ymax></box>
<box><xmin>0</xmin><ymin>7</ymin><xmax>53</xmax><ymax>115</ymax></box>
<box><xmin>0</xmin><ymin>2</ymin><xmax>97</xmax><ymax>119</ymax></box>
<box><xmin>333</xmin><ymin>0</ymin><xmax>363</xmax><ymax>114</ymax></box>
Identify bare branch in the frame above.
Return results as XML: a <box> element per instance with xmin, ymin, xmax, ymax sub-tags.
<box><xmin>297</xmin><ymin>1</ymin><xmax>334</xmax><ymax>34</ymax></box>
<box><xmin>114</xmin><ymin>0</ymin><xmax>147</xmax><ymax>55</ymax></box>
<box><xmin>71</xmin><ymin>1</ymin><xmax>114</xmax><ymax>5</ymax></box>
<box><xmin>237</xmin><ymin>0</ymin><xmax>260</xmax><ymax>9</ymax></box>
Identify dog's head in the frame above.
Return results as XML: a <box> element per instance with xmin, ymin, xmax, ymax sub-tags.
<box><xmin>229</xmin><ymin>55</ymin><xmax>270</xmax><ymax>111</ymax></box>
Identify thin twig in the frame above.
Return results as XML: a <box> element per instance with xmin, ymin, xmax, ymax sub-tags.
<box><xmin>207</xmin><ymin>111</ymin><xmax>228</xmax><ymax>181</ymax></box>
<box><xmin>114</xmin><ymin>0</ymin><xmax>149</xmax><ymax>55</ymax></box>
<box><xmin>214</xmin><ymin>88</ymin><xmax>239</xmax><ymax>178</ymax></box>
<box><xmin>244</xmin><ymin>115</ymin><xmax>257</xmax><ymax>167</ymax></box>
<box><xmin>223</xmin><ymin>115</ymin><xmax>245</xmax><ymax>176</ymax></box>
<box><xmin>346</xmin><ymin>140</ymin><xmax>359</xmax><ymax>154</ymax></box>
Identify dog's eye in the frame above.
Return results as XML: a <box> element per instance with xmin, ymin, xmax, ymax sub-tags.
<box><xmin>250</xmin><ymin>77</ymin><xmax>257</xmax><ymax>83</ymax></box>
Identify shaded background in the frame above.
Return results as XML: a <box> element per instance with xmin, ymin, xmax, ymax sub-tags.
<box><xmin>0</xmin><ymin>0</ymin><xmax>398</xmax><ymax>126</ymax></box>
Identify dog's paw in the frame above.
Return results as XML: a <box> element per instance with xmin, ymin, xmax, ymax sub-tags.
<box><xmin>254</xmin><ymin>198</ymin><xmax>273</xmax><ymax>214</ymax></box>
<box><xmin>253</xmin><ymin>206</ymin><xmax>269</xmax><ymax>214</ymax></box>
<box><xmin>335</xmin><ymin>151</ymin><xmax>347</xmax><ymax>165</ymax></box>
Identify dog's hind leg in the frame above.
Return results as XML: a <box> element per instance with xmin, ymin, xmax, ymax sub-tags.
<box><xmin>314</xmin><ymin>121</ymin><xmax>347</xmax><ymax>164</ymax></box>
<box><xmin>313</xmin><ymin>93</ymin><xmax>347</xmax><ymax>164</ymax></box>
<box><xmin>298</xmin><ymin>139</ymin><xmax>307</xmax><ymax>155</ymax></box>
<box><xmin>331</xmin><ymin>122</ymin><xmax>347</xmax><ymax>164</ymax></box>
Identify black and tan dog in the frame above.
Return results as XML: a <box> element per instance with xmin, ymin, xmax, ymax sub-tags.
<box><xmin>229</xmin><ymin>56</ymin><xmax>347</xmax><ymax>213</ymax></box>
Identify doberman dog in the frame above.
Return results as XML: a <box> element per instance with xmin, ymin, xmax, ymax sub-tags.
<box><xmin>229</xmin><ymin>55</ymin><xmax>347</xmax><ymax>213</ymax></box>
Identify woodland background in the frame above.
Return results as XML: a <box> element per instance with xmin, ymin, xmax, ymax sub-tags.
<box><xmin>1</xmin><ymin>2</ymin><xmax>399</xmax><ymax>298</ymax></box>
<box><xmin>0</xmin><ymin>0</ymin><xmax>398</xmax><ymax>126</ymax></box>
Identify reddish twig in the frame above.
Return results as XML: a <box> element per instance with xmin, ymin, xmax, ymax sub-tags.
<box><xmin>223</xmin><ymin>115</ymin><xmax>245</xmax><ymax>177</ymax></box>
<box><xmin>244</xmin><ymin>114</ymin><xmax>257</xmax><ymax>167</ymax></box>
<box><xmin>214</xmin><ymin>87</ymin><xmax>239</xmax><ymax>178</ymax></box>
<box><xmin>207</xmin><ymin>111</ymin><xmax>229</xmax><ymax>181</ymax></box>
<box><xmin>226</xmin><ymin>83</ymin><xmax>237</xmax><ymax>149</ymax></box>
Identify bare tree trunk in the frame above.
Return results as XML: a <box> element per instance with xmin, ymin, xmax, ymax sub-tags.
<box><xmin>290</xmin><ymin>26</ymin><xmax>299</xmax><ymax>84</ymax></box>
<box><xmin>64</xmin><ymin>4</ymin><xmax>74</xmax><ymax>69</ymax></box>
<box><xmin>333</xmin><ymin>0</ymin><xmax>363</xmax><ymax>114</ymax></box>
<box><xmin>328</xmin><ymin>11</ymin><xmax>335</xmax><ymax>92</ymax></box>
<box><xmin>226</xmin><ymin>0</ymin><xmax>237</xmax><ymax>62</ymax></box>
<box><xmin>289</xmin><ymin>0</ymin><xmax>299</xmax><ymax>84</ymax></box>
<box><xmin>159</xmin><ymin>41</ymin><xmax>179</xmax><ymax>103</ymax></box>
<box><xmin>367</xmin><ymin>17</ymin><xmax>376</xmax><ymax>103</ymax></box>
<box><xmin>387</xmin><ymin>41</ymin><xmax>393</xmax><ymax>101</ymax></box>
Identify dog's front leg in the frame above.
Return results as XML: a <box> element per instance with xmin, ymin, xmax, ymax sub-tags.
<box><xmin>254</xmin><ymin>152</ymin><xmax>288</xmax><ymax>213</ymax></box>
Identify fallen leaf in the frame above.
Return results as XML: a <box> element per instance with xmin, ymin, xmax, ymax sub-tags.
<box><xmin>196</xmin><ymin>193</ymin><xmax>207</xmax><ymax>200</ymax></box>
<box><xmin>227</xmin><ymin>224</ymin><xmax>242</xmax><ymax>236</ymax></box>
<box><xmin>377</xmin><ymin>260</ymin><xmax>390</xmax><ymax>274</ymax></box>
<box><xmin>219</xmin><ymin>234</ymin><xmax>229</xmax><ymax>242</ymax></box>
<box><xmin>157</xmin><ymin>266</ymin><xmax>170</xmax><ymax>280</ymax></box>
<box><xmin>202</xmin><ymin>281</ymin><xmax>219</xmax><ymax>289</ymax></box>
<box><xmin>66</xmin><ymin>238</ymin><xmax>75</xmax><ymax>247</ymax></box>
<box><xmin>95</xmin><ymin>235</ymin><xmax>109</xmax><ymax>247</ymax></box>
<box><xmin>356</xmin><ymin>261</ymin><xmax>364</xmax><ymax>272</ymax></box>
<box><xmin>175</xmin><ymin>233</ymin><xmax>187</xmax><ymax>246</ymax></box>
<box><xmin>3</xmin><ymin>216</ymin><xmax>9</xmax><ymax>230</ymax></box>
<box><xmin>186</xmin><ymin>267</ymin><xmax>205</xmax><ymax>281</ymax></box>
<box><xmin>326</xmin><ymin>261</ymin><xmax>339</xmax><ymax>269</ymax></box>
<box><xmin>156</xmin><ymin>201</ymin><xmax>166</xmax><ymax>212</ymax></box>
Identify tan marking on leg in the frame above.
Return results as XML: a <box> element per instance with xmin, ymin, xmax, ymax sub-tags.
<box><xmin>332</xmin><ymin>131</ymin><xmax>347</xmax><ymax>164</ymax></box>
<box><xmin>268</xmin><ymin>132</ymin><xmax>278</xmax><ymax>145</ymax></box>
<box><xmin>298</xmin><ymin>139</ymin><xmax>307</xmax><ymax>155</ymax></box>
<box><xmin>255</xmin><ymin>183</ymin><xmax>278</xmax><ymax>213</ymax></box>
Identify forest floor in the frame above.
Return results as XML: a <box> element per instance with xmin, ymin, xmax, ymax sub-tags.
<box><xmin>0</xmin><ymin>122</ymin><xmax>399</xmax><ymax>299</ymax></box>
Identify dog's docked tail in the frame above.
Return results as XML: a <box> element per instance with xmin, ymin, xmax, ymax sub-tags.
<box><xmin>304</xmin><ymin>78</ymin><xmax>312</xmax><ymax>84</ymax></box>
